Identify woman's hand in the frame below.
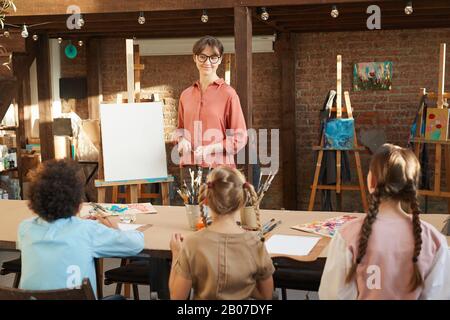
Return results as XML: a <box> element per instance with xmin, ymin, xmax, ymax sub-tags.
<box><xmin>194</xmin><ymin>143</ymin><xmax>223</xmax><ymax>163</ymax></box>
<box><xmin>170</xmin><ymin>233</ymin><xmax>184</xmax><ymax>257</ymax></box>
<box><xmin>177</xmin><ymin>138</ymin><xmax>192</xmax><ymax>155</ymax></box>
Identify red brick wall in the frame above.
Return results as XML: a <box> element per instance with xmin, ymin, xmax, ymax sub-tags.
<box><xmin>295</xmin><ymin>28</ymin><xmax>450</xmax><ymax>212</ymax></box>
<box><xmin>59</xmin><ymin>28</ymin><xmax>450</xmax><ymax>213</ymax></box>
<box><xmin>60</xmin><ymin>41</ymin><xmax>89</xmax><ymax>119</ymax></box>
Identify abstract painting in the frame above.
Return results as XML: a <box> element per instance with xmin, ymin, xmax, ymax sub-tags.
<box><xmin>353</xmin><ymin>61</ymin><xmax>392</xmax><ymax>91</ymax></box>
<box><xmin>324</xmin><ymin>118</ymin><xmax>355</xmax><ymax>150</ymax></box>
<box><xmin>425</xmin><ymin>108</ymin><xmax>449</xmax><ymax>141</ymax></box>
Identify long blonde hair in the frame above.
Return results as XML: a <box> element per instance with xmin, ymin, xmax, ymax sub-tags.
<box><xmin>346</xmin><ymin>144</ymin><xmax>423</xmax><ymax>291</ymax></box>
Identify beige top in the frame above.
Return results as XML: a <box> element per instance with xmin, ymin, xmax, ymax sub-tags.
<box><xmin>173</xmin><ymin>228</ymin><xmax>275</xmax><ymax>300</ymax></box>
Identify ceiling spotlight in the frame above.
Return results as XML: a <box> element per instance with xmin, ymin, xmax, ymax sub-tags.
<box><xmin>21</xmin><ymin>25</ymin><xmax>29</xmax><ymax>38</ymax></box>
<box><xmin>201</xmin><ymin>9</ymin><xmax>208</xmax><ymax>23</ymax></box>
<box><xmin>57</xmin><ymin>37</ymin><xmax>63</xmax><ymax>44</ymax></box>
<box><xmin>331</xmin><ymin>5</ymin><xmax>339</xmax><ymax>18</ymax></box>
<box><xmin>138</xmin><ymin>11</ymin><xmax>146</xmax><ymax>24</ymax></box>
<box><xmin>404</xmin><ymin>1</ymin><xmax>413</xmax><ymax>15</ymax></box>
<box><xmin>3</xmin><ymin>30</ymin><xmax>10</xmax><ymax>38</ymax></box>
<box><xmin>32</xmin><ymin>34</ymin><xmax>39</xmax><ymax>41</ymax></box>
<box><xmin>78</xmin><ymin>40</ymin><xmax>83</xmax><ymax>47</ymax></box>
<box><xmin>77</xmin><ymin>14</ymin><xmax>85</xmax><ymax>28</ymax></box>
<box><xmin>260</xmin><ymin>7</ymin><xmax>269</xmax><ymax>21</ymax></box>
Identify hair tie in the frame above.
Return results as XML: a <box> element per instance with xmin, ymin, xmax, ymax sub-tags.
<box><xmin>243</xmin><ymin>182</ymin><xmax>250</xmax><ymax>189</ymax></box>
<box><xmin>207</xmin><ymin>181</ymin><xmax>214</xmax><ymax>189</ymax></box>
<box><xmin>412</xmin><ymin>257</ymin><xmax>418</xmax><ymax>263</ymax></box>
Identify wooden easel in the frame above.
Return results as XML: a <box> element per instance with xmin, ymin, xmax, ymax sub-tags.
<box><xmin>308</xmin><ymin>55</ymin><xmax>368</xmax><ymax>212</ymax></box>
<box><xmin>94</xmin><ymin>40</ymin><xmax>173</xmax><ymax>299</ymax></box>
<box><xmin>411</xmin><ymin>43</ymin><xmax>450</xmax><ymax>214</ymax></box>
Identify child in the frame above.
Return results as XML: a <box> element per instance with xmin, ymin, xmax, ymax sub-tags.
<box><xmin>319</xmin><ymin>144</ymin><xmax>450</xmax><ymax>299</ymax></box>
<box><xmin>17</xmin><ymin>159</ymin><xmax>144</xmax><ymax>294</ymax></box>
<box><xmin>169</xmin><ymin>166</ymin><xmax>274</xmax><ymax>300</ymax></box>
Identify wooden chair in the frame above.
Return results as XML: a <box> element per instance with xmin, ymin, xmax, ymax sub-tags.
<box><xmin>0</xmin><ymin>257</ymin><xmax>21</xmax><ymax>288</ymax></box>
<box><xmin>0</xmin><ymin>278</ymin><xmax>96</xmax><ymax>300</ymax></box>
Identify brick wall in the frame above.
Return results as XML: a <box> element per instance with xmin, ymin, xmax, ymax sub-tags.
<box><xmin>60</xmin><ymin>41</ymin><xmax>89</xmax><ymax>119</ymax></box>
<box><xmin>59</xmin><ymin>28</ymin><xmax>450</xmax><ymax>213</ymax></box>
<box><xmin>295</xmin><ymin>28</ymin><xmax>450</xmax><ymax>212</ymax></box>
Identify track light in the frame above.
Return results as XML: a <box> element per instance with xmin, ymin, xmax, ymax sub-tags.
<box><xmin>77</xmin><ymin>14</ymin><xmax>85</xmax><ymax>28</ymax></box>
<box><xmin>78</xmin><ymin>40</ymin><xmax>83</xmax><ymax>47</ymax></box>
<box><xmin>201</xmin><ymin>9</ymin><xmax>208</xmax><ymax>23</ymax></box>
<box><xmin>260</xmin><ymin>7</ymin><xmax>269</xmax><ymax>21</ymax></box>
<box><xmin>3</xmin><ymin>30</ymin><xmax>10</xmax><ymax>38</ymax></box>
<box><xmin>21</xmin><ymin>25</ymin><xmax>29</xmax><ymax>38</ymax></box>
<box><xmin>404</xmin><ymin>1</ymin><xmax>413</xmax><ymax>15</ymax></box>
<box><xmin>138</xmin><ymin>11</ymin><xmax>146</xmax><ymax>24</ymax></box>
<box><xmin>331</xmin><ymin>5</ymin><xmax>339</xmax><ymax>18</ymax></box>
<box><xmin>57</xmin><ymin>37</ymin><xmax>63</xmax><ymax>44</ymax></box>
<box><xmin>32</xmin><ymin>34</ymin><xmax>38</xmax><ymax>41</ymax></box>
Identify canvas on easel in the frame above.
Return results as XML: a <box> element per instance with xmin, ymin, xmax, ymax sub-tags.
<box><xmin>99</xmin><ymin>102</ymin><xmax>168</xmax><ymax>182</ymax></box>
<box><xmin>425</xmin><ymin>107</ymin><xmax>450</xmax><ymax>141</ymax></box>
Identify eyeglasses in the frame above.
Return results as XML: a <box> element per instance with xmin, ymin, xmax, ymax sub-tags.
<box><xmin>196</xmin><ymin>54</ymin><xmax>221</xmax><ymax>64</ymax></box>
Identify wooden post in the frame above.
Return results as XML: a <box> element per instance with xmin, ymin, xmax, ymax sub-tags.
<box><xmin>274</xmin><ymin>33</ymin><xmax>298</xmax><ymax>210</ymax></box>
<box><xmin>126</xmin><ymin>39</ymin><xmax>135</xmax><ymax>104</ymax></box>
<box><xmin>133</xmin><ymin>44</ymin><xmax>145</xmax><ymax>102</ymax></box>
<box><xmin>224</xmin><ymin>54</ymin><xmax>231</xmax><ymax>85</ymax></box>
<box><xmin>86</xmin><ymin>38</ymin><xmax>102</xmax><ymax>120</ymax></box>
<box><xmin>36</xmin><ymin>34</ymin><xmax>55</xmax><ymax>161</ymax></box>
<box><xmin>234</xmin><ymin>6</ymin><xmax>253</xmax><ymax>182</ymax></box>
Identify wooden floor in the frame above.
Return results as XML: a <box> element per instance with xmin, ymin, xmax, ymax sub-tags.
<box><xmin>0</xmin><ymin>251</ymin><xmax>318</xmax><ymax>300</ymax></box>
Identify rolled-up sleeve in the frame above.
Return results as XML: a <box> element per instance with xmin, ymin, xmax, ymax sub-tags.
<box><xmin>223</xmin><ymin>93</ymin><xmax>248</xmax><ymax>155</ymax></box>
<box><xmin>318</xmin><ymin>231</ymin><xmax>358</xmax><ymax>300</ymax></box>
<box><xmin>89</xmin><ymin>223</ymin><xmax>144</xmax><ymax>258</ymax></box>
<box><xmin>420</xmin><ymin>239</ymin><xmax>450</xmax><ymax>299</ymax></box>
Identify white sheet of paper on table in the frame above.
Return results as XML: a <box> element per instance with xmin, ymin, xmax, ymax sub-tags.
<box><xmin>265</xmin><ymin>234</ymin><xmax>321</xmax><ymax>256</ymax></box>
<box><xmin>117</xmin><ymin>223</ymin><xmax>144</xmax><ymax>231</ymax></box>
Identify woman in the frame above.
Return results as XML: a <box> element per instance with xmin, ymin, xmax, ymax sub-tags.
<box><xmin>174</xmin><ymin>36</ymin><xmax>248</xmax><ymax>169</ymax></box>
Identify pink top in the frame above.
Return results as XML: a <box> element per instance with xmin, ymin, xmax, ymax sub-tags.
<box><xmin>176</xmin><ymin>78</ymin><xmax>248</xmax><ymax>168</ymax></box>
<box><xmin>339</xmin><ymin>214</ymin><xmax>443</xmax><ymax>299</ymax></box>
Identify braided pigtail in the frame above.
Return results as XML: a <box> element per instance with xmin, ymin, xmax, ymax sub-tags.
<box><xmin>243</xmin><ymin>182</ymin><xmax>261</xmax><ymax>232</ymax></box>
<box><xmin>198</xmin><ymin>183</ymin><xmax>208</xmax><ymax>227</ymax></box>
<box><xmin>409</xmin><ymin>189</ymin><xmax>423</xmax><ymax>291</ymax></box>
<box><xmin>346</xmin><ymin>189</ymin><xmax>381</xmax><ymax>283</ymax></box>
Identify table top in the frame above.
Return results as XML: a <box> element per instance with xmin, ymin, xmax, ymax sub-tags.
<box><xmin>1</xmin><ymin>200</ymin><xmax>448</xmax><ymax>259</ymax></box>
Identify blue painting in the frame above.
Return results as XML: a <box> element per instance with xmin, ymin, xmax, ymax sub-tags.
<box><xmin>324</xmin><ymin>119</ymin><xmax>355</xmax><ymax>150</ymax></box>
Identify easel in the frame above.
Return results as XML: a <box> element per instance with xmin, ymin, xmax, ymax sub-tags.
<box><xmin>94</xmin><ymin>40</ymin><xmax>173</xmax><ymax>299</ymax></box>
<box><xmin>411</xmin><ymin>43</ymin><xmax>450</xmax><ymax>214</ymax></box>
<box><xmin>308</xmin><ymin>55</ymin><xmax>368</xmax><ymax>212</ymax></box>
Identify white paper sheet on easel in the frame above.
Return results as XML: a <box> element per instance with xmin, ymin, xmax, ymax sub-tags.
<box><xmin>117</xmin><ymin>223</ymin><xmax>144</xmax><ymax>231</ymax></box>
<box><xmin>100</xmin><ymin>102</ymin><xmax>168</xmax><ymax>182</ymax></box>
<box><xmin>265</xmin><ymin>234</ymin><xmax>320</xmax><ymax>256</ymax></box>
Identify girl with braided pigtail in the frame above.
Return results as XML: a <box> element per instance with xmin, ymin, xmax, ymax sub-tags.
<box><xmin>169</xmin><ymin>166</ymin><xmax>275</xmax><ymax>300</ymax></box>
<box><xmin>319</xmin><ymin>144</ymin><xmax>450</xmax><ymax>300</ymax></box>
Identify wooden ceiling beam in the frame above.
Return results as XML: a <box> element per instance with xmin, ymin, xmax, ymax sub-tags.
<box><xmin>9</xmin><ymin>0</ymin><xmax>400</xmax><ymax>16</ymax></box>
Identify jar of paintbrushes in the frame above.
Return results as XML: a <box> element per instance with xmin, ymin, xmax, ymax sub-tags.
<box><xmin>177</xmin><ymin>167</ymin><xmax>211</xmax><ymax>231</ymax></box>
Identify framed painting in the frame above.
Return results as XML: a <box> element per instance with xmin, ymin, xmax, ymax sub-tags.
<box><xmin>353</xmin><ymin>61</ymin><xmax>392</xmax><ymax>91</ymax></box>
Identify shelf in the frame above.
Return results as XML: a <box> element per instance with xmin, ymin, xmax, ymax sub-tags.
<box><xmin>0</xmin><ymin>167</ymin><xmax>18</xmax><ymax>174</ymax></box>
<box><xmin>0</xmin><ymin>126</ymin><xmax>18</xmax><ymax>131</ymax></box>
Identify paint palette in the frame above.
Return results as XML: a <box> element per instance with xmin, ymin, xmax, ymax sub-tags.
<box><xmin>291</xmin><ymin>215</ymin><xmax>358</xmax><ymax>237</ymax></box>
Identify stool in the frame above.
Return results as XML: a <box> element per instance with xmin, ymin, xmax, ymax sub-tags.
<box><xmin>272</xmin><ymin>257</ymin><xmax>326</xmax><ymax>300</ymax></box>
<box><xmin>104</xmin><ymin>257</ymin><xmax>171</xmax><ymax>300</ymax></box>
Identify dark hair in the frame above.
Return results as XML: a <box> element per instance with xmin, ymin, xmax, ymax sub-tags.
<box><xmin>28</xmin><ymin>159</ymin><xmax>84</xmax><ymax>222</ymax></box>
<box><xmin>192</xmin><ymin>35</ymin><xmax>224</xmax><ymax>56</ymax></box>
<box><xmin>346</xmin><ymin>144</ymin><xmax>423</xmax><ymax>291</ymax></box>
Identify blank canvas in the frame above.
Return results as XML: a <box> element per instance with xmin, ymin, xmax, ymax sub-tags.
<box><xmin>100</xmin><ymin>102</ymin><xmax>168</xmax><ymax>182</ymax></box>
